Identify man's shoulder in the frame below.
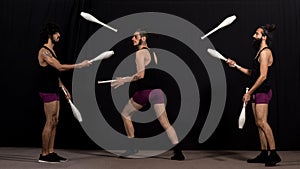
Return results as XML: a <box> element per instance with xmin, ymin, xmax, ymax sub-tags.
<box><xmin>260</xmin><ymin>48</ymin><xmax>272</xmax><ymax>56</ymax></box>
<box><xmin>136</xmin><ymin>48</ymin><xmax>150</xmax><ymax>56</ymax></box>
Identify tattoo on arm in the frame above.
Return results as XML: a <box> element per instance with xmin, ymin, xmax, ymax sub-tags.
<box><xmin>132</xmin><ymin>75</ymin><xmax>141</xmax><ymax>81</ymax></box>
<box><xmin>42</xmin><ymin>51</ymin><xmax>53</xmax><ymax>58</ymax></box>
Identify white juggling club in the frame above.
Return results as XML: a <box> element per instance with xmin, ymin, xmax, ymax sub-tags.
<box><xmin>88</xmin><ymin>51</ymin><xmax>114</xmax><ymax>63</ymax></box>
<box><xmin>207</xmin><ymin>48</ymin><xmax>241</xmax><ymax>69</ymax></box>
<box><xmin>238</xmin><ymin>87</ymin><xmax>249</xmax><ymax>129</ymax></box>
<box><xmin>80</xmin><ymin>12</ymin><xmax>118</xmax><ymax>32</ymax></box>
<box><xmin>61</xmin><ymin>87</ymin><xmax>83</xmax><ymax>122</ymax></box>
<box><xmin>97</xmin><ymin>79</ymin><xmax>117</xmax><ymax>84</ymax></box>
<box><xmin>98</xmin><ymin>77</ymin><xmax>128</xmax><ymax>84</ymax></box>
<box><xmin>201</xmin><ymin>15</ymin><xmax>237</xmax><ymax>39</ymax></box>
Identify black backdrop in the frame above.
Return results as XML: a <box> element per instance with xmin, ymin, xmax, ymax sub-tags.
<box><xmin>1</xmin><ymin>0</ymin><xmax>299</xmax><ymax>150</ymax></box>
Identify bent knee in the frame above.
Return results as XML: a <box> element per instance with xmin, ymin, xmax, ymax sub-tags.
<box><xmin>51</xmin><ymin>116</ymin><xmax>59</xmax><ymax>126</ymax></box>
<box><xmin>256</xmin><ymin>120</ymin><xmax>267</xmax><ymax>129</ymax></box>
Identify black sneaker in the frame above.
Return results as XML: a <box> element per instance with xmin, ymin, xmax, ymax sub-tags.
<box><xmin>171</xmin><ymin>151</ymin><xmax>185</xmax><ymax>161</ymax></box>
<box><xmin>265</xmin><ymin>153</ymin><xmax>281</xmax><ymax>167</ymax></box>
<box><xmin>49</xmin><ymin>152</ymin><xmax>67</xmax><ymax>162</ymax></box>
<box><xmin>119</xmin><ymin>149</ymin><xmax>139</xmax><ymax>158</ymax></box>
<box><xmin>247</xmin><ymin>153</ymin><xmax>268</xmax><ymax>163</ymax></box>
<box><xmin>38</xmin><ymin>154</ymin><xmax>60</xmax><ymax>163</ymax></box>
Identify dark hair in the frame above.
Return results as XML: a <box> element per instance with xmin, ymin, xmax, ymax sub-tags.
<box><xmin>260</xmin><ymin>24</ymin><xmax>276</xmax><ymax>46</ymax></box>
<box><xmin>39</xmin><ymin>22</ymin><xmax>61</xmax><ymax>44</ymax></box>
<box><xmin>136</xmin><ymin>28</ymin><xmax>148</xmax><ymax>38</ymax></box>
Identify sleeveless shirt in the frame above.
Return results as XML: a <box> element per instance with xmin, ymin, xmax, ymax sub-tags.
<box><xmin>250</xmin><ymin>47</ymin><xmax>272</xmax><ymax>93</ymax></box>
<box><xmin>37</xmin><ymin>46</ymin><xmax>60</xmax><ymax>93</ymax></box>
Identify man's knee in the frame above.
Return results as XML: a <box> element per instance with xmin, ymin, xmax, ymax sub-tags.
<box><xmin>256</xmin><ymin>120</ymin><xmax>266</xmax><ymax>129</ymax></box>
<box><xmin>51</xmin><ymin>115</ymin><xmax>59</xmax><ymax>126</ymax></box>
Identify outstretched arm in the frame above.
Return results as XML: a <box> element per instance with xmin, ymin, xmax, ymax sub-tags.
<box><xmin>226</xmin><ymin>58</ymin><xmax>252</xmax><ymax>76</ymax></box>
<box><xmin>39</xmin><ymin>48</ymin><xmax>91</xmax><ymax>71</ymax></box>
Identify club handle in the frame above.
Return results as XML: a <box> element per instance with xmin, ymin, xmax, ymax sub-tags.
<box><xmin>201</xmin><ymin>26</ymin><xmax>219</xmax><ymax>39</ymax></box>
<box><xmin>61</xmin><ymin>87</ymin><xmax>67</xmax><ymax>96</ymax></box>
<box><xmin>234</xmin><ymin>63</ymin><xmax>241</xmax><ymax>69</ymax></box>
<box><xmin>97</xmin><ymin>79</ymin><xmax>117</xmax><ymax>84</ymax></box>
<box><xmin>224</xmin><ymin>57</ymin><xmax>241</xmax><ymax>69</ymax></box>
<box><xmin>98</xmin><ymin>77</ymin><xmax>127</xmax><ymax>84</ymax></box>
<box><xmin>243</xmin><ymin>87</ymin><xmax>250</xmax><ymax>106</ymax></box>
<box><xmin>61</xmin><ymin>87</ymin><xmax>72</xmax><ymax>102</ymax></box>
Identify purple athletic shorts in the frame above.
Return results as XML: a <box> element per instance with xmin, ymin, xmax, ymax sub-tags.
<box><xmin>132</xmin><ymin>89</ymin><xmax>165</xmax><ymax>106</ymax></box>
<box><xmin>39</xmin><ymin>93</ymin><xmax>60</xmax><ymax>103</ymax></box>
<box><xmin>251</xmin><ymin>89</ymin><xmax>272</xmax><ymax>104</ymax></box>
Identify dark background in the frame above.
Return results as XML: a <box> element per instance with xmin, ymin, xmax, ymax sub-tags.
<box><xmin>1</xmin><ymin>0</ymin><xmax>299</xmax><ymax>150</ymax></box>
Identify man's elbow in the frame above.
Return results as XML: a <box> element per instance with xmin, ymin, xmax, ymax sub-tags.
<box><xmin>260</xmin><ymin>75</ymin><xmax>267</xmax><ymax>81</ymax></box>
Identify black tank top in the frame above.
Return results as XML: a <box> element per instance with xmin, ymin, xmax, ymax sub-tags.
<box><xmin>129</xmin><ymin>47</ymin><xmax>159</xmax><ymax>97</ymax></box>
<box><xmin>250</xmin><ymin>47</ymin><xmax>272</xmax><ymax>93</ymax></box>
<box><xmin>37</xmin><ymin>46</ymin><xmax>60</xmax><ymax>93</ymax></box>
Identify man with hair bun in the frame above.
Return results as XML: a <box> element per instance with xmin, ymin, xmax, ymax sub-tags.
<box><xmin>226</xmin><ymin>24</ymin><xmax>281</xmax><ymax>167</ymax></box>
<box><xmin>111</xmin><ymin>29</ymin><xmax>185</xmax><ymax>160</ymax></box>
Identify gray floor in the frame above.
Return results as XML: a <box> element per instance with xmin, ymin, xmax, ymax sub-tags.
<box><xmin>0</xmin><ymin>147</ymin><xmax>299</xmax><ymax>169</ymax></box>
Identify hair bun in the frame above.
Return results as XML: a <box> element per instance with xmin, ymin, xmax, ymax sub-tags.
<box><xmin>265</xmin><ymin>24</ymin><xmax>276</xmax><ymax>32</ymax></box>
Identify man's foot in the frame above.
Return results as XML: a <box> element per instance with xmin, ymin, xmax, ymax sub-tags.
<box><xmin>171</xmin><ymin>151</ymin><xmax>185</xmax><ymax>161</ymax></box>
<box><xmin>265</xmin><ymin>152</ymin><xmax>281</xmax><ymax>167</ymax></box>
<box><xmin>247</xmin><ymin>153</ymin><xmax>268</xmax><ymax>163</ymax></box>
<box><xmin>38</xmin><ymin>154</ymin><xmax>60</xmax><ymax>163</ymax></box>
<box><xmin>49</xmin><ymin>152</ymin><xmax>67</xmax><ymax>162</ymax></box>
<box><xmin>119</xmin><ymin>149</ymin><xmax>139</xmax><ymax>158</ymax></box>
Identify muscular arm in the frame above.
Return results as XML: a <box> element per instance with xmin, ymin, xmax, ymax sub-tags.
<box><xmin>39</xmin><ymin>49</ymin><xmax>89</xmax><ymax>71</ymax></box>
<box><xmin>122</xmin><ymin>50</ymin><xmax>146</xmax><ymax>82</ymax></box>
<box><xmin>111</xmin><ymin>49</ymin><xmax>148</xmax><ymax>89</ymax></box>
<box><xmin>133</xmin><ymin>50</ymin><xmax>146</xmax><ymax>80</ymax></box>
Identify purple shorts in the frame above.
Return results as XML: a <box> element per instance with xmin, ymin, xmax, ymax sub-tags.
<box><xmin>39</xmin><ymin>93</ymin><xmax>60</xmax><ymax>103</ymax></box>
<box><xmin>132</xmin><ymin>89</ymin><xmax>165</xmax><ymax>106</ymax></box>
<box><xmin>251</xmin><ymin>89</ymin><xmax>272</xmax><ymax>104</ymax></box>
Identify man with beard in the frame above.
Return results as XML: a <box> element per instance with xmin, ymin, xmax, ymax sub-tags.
<box><xmin>226</xmin><ymin>24</ymin><xmax>281</xmax><ymax>167</ymax></box>
<box><xmin>37</xmin><ymin>22</ymin><xmax>90</xmax><ymax>163</ymax></box>
<box><xmin>111</xmin><ymin>29</ymin><xmax>185</xmax><ymax>160</ymax></box>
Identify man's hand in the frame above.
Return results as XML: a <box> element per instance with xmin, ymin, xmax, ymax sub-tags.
<box><xmin>111</xmin><ymin>77</ymin><xmax>126</xmax><ymax>89</ymax></box>
<box><xmin>226</xmin><ymin>58</ymin><xmax>237</xmax><ymax>68</ymax></box>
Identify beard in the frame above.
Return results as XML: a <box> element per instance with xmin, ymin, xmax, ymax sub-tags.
<box><xmin>51</xmin><ymin>36</ymin><xmax>59</xmax><ymax>44</ymax></box>
<box><xmin>137</xmin><ymin>39</ymin><xmax>143</xmax><ymax>46</ymax></box>
<box><xmin>133</xmin><ymin>39</ymin><xmax>142</xmax><ymax>47</ymax></box>
<box><xmin>252</xmin><ymin>38</ymin><xmax>262</xmax><ymax>51</ymax></box>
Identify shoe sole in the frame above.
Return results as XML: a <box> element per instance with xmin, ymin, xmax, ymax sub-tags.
<box><xmin>265</xmin><ymin>159</ymin><xmax>281</xmax><ymax>167</ymax></box>
<box><xmin>38</xmin><ymin>160</ymin><xmax>60</xmax><ymax>163</ymax></box>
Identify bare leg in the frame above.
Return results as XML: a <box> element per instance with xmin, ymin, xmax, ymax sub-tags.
<box><xmin>248</xmin><ymin>103</ymin><xmax>281</xmax><ymax>165</ymax></box>
<box><xmin>247</xmin><ymin>103</ymin><xmax>269</xmax><ymax>163</ymax></box>
<box><xmin>154</xmin><ymin>103</ymin><xmax>184</xmax><ymax>160</ymax></box>
<box><xmin>254</xmin><ymin>104</ymin><xmax>276</xmax><ymax>150</ymax></box>
<box><xmin>252</xmin><ymin>103</ymin><xmax>268</xmax><ymax>150</ymax></box>
<box><xmin>120</xmin><ymin>99</ymin><xmax>142</xmax><ymax>138</ymax></box>
<box><xmin>118</xmin><ymin>99</ymin><xmax>142</xmax><ymax>158</ymax></box>
<box><xmin>154</xmin><ymin>104</ymin><xmax>178</xmax><ymax>144</ymax></box>
<box><xmin>254</xmin><ymin>104</ymin><xmax>281</xmax><ymax>166</ymax></box>
<box><xmin>48</xmin><ymin>101</ymin><xmax>59</xmax><ymax>153</ymax></box>
<box><xmin>42</xmin><ymin>101</ymin><xmax>59</xmax><ymax>156</ymax></box>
